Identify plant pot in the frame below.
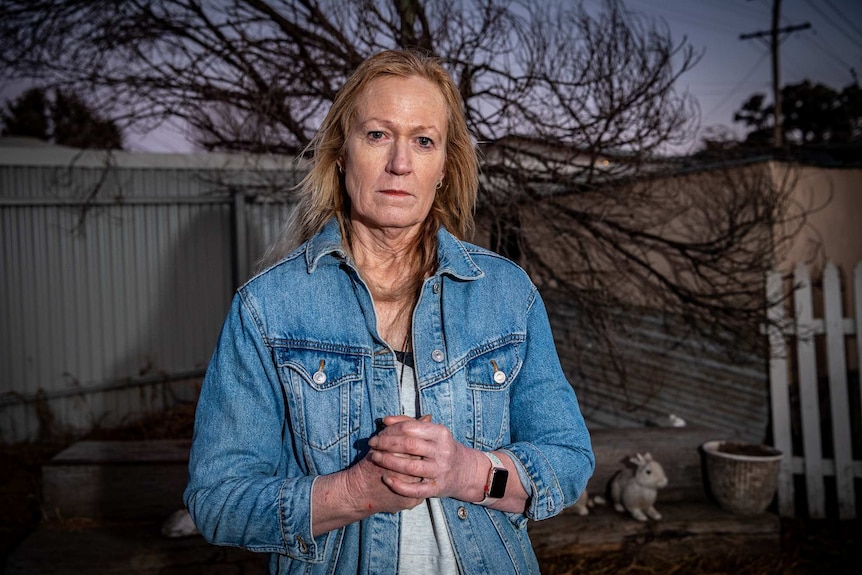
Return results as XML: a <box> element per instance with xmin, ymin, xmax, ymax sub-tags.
<box><xmin>702</xmin><ymin>440</ymin><xmax>782</xmax><ymax>516</ymax></box>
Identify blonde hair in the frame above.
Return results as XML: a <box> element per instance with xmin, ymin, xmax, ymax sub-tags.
<box><xmin>260</xmin><ymin>49</ymin><xmax>478</xmax><ymax>272</ymax></box>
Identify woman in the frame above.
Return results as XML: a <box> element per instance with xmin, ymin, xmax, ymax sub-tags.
<box><xmin>184</xmin><ymin>49</ymin><xmax>594</xmax><ymax>574</ymax></box>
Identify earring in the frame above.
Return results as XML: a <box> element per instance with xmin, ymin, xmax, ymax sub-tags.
<box><xmin>435</xmin><ymin>180</ymin><xmax>443</xmax><ymax>190</ymax></box>
<box><xmin>336</xmin><ymin>162</ymin><xmax>344</xmax><ymax>174</ymax></box>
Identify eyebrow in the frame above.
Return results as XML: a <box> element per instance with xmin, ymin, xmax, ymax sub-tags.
<box><xmin>357</xmin><ymin>118</ymin><xmax>443</xmax><ymax>135</ymax></box>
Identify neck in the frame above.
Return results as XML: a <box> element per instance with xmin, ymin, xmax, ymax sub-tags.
<box><xmin>347</xmin><ymin>222</ymin><xmax>423</xmax><ymax>348</ymax></box>
<box><xmin>348</xmin><ymin>223</ymin><xmax>421</xmax><ymax>303</ymax></box>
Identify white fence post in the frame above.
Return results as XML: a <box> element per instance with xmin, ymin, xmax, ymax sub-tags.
<box><xmin>768</xmin><ymin>270</ymin><xmax>795</xmax><ymax>517</ymax></box>
<box><xmin>794</xmin><ymin>263</ymin><xmax>827</xmax><ymax>518</ymax></box>
<box><xmin>823</xmin><ymin>263</ymin><xmax>856</xmax><ymax>518</ymax></box>
<box><xmin>770</xmin><ymin>261</ymin><xmax>860</xmax><ymax>519</ymax></box>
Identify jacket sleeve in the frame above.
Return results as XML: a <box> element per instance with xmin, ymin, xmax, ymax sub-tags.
<box><xmin>503</xmin><ymin>287</ymin><xmax>595</xmax><ymax>521</ymax></box>
<box><xmin>183</xmin><ymin>292</ymin><xmax>327</xmax><ymax>561</ymax></box>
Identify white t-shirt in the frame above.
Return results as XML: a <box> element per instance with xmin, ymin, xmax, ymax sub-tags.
<box><xmin>396</xmin><ymin>355</ymin><xmax>460</xmax><ymax>575</ymax></box>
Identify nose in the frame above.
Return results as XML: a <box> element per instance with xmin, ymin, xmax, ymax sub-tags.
<box><xmin>386</xmin><ymin>139</ymin><xmax>412</xmax><ymax>175</ymax></box>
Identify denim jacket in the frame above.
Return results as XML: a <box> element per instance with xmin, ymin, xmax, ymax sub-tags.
<box><xmin>184</xmin><ymin>218</ymin><xmax>594</xmax><ymax>574</ymax></box>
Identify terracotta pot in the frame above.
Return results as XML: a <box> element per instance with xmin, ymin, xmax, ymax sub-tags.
<box><xmin>702</xmin><ymin>440</ymin><xmax>782</xmax><ymax>516</ymax></box>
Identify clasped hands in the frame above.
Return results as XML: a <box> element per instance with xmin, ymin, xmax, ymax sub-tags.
<box><xmin>358</xmin><ymin>414</ymin><xmax>483</xmax><ymax>513</ymax></box>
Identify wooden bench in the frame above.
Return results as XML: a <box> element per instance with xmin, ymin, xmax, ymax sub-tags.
<box><xmin>582</xmin><ymin>425</ymin><xmax>719</xmax><ymax>503</ymax></box>
<box><xmin>42</xmin><ymin>439</ymin><xmax>191</xmax><ymax>521</ymax></box>
<box><xmin>528</xmin><ymin>425</ymin><xmax>782</xmax><ymax>561</ymax></box>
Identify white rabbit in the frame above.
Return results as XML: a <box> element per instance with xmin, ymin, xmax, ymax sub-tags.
<box><xmin>609</xmin><ymin>452</ymin><xmax>668</xmax><ymax>522</ymax></box>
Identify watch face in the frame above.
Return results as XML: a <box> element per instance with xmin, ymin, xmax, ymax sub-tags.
<box><xmin>488</xmin><ymin>468</ymin><xmax>509</xmax><ymax>499</ymax></box>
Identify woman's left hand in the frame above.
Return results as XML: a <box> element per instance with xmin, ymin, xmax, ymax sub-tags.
<box><xmin>367</xmin><ymin>415</ymin><xmax>486</xmax><ymax>503</ymax></box>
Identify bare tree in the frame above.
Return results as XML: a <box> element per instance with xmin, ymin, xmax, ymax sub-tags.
<box><xmin>0</xmin><ymin>1</ymin><xmax>698</xmax><ymax>152</ymax></box>
<box><xmin>0</xmin><ymin>0</ymin><xmax>800</xmax><ymax>400</ymax></box>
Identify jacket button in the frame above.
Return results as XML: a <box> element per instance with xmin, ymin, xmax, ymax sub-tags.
<box><xmin>313</xmin><ymin>370</ymin><xmax>327</xmax><ymax>385</ymax></box>
<box><xmin>457</xmin><ymin>506</ymin><xmax>468</xmax><ymax>520</ymax></box>
<box><xmin>431</xmin><ymin>349</ymin><xmax>444</xmax><ymax>362</ymax></box>
<box><xmin>432</xmin><ymin>282</ymin><xmax>441</xmax><ymax>294</ymax></box>
<box><xmin>296</xmin><ymin>534</ymin><xmax>309</xmax><ymax>553</ymax></box>
<box><xmin>493</xmin><ymin>370</ymin><xmax>506</xmax><ymax>384</ymax></box>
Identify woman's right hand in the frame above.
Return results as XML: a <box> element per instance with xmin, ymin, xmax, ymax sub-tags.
<box><xmin>311</xmin><ymin>449</ymin><xmax>424</xmax><ymax>536</ymax></box>
<box><xmin>348</xmin><ymin>452</ymin><xmax>426</xmax><ymax>514</ymax></box>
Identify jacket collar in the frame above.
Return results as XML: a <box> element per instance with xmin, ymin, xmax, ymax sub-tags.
<box><xmin>434</xmin><ymin>225</ymin><xmax>484</xmax><ymax>281</ymax></box>
<box><xmin>305</xmin><ymin>217</ymin><xmax>483</xmax><ymax>281</ymax></box>
<box><xmin>305</xmin><ymin>218</ymin><xmax>347</xmax><ymax>272</ymax></box>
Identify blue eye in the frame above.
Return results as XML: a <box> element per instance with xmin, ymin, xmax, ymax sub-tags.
<box><xmin>368</xmin><ymin>131</ymin><xmax>385</xmax><ymax>140</ymax></box>
<box><xmin>417</xmin><ymin>136</ymin><xmax>433</xmax><ymax>147</ymax></box>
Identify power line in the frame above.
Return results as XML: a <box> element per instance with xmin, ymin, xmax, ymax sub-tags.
<box><xmin>823</xmin><ymin>0</ymin><xmax>862</xmax><ymax>39</ymax></box>
<box><xmin>623</xmin><ymin>0</ymin><xmax>742</xmax><ymax>36</ymax></box>
<box><xmin>796</xmin><ymin>32</ymin><xmax>858</xmax><ymax>82</ymax></box>
<box><xmin>702</xmin><ymin>50</ymin><xmax>771</xmax><ymax>123</ymax></box>
<box><xmin>803</xmin><ymin>0</ymin><xmax>862</xmax><ymax>53</ymax></box>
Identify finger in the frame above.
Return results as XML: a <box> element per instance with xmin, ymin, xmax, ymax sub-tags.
<box><xmin>377</xmin><ymin>420</ymin><xmax>441</xmax><ymax>444</ymax></box>
<box><xmin>383</xmin><ymin>474</ymin><xmax>435</xmax><ymax>499</ymax></box>
<box><xmin>380</xmin><ymin>414</ymin><xmax>414</xmax><ymax>426</ymax></box>
<box><xmin>371</xmin><ymin>433</ymin><xmax>434</xmax><ymax>459</ymax></box>
<box><xmin>381</xmin><ymin>413</ymin><xmax>432</xmax><ymax>427</ymax></box>
<box><xmin>371</xmin><ymin>449</ymin><xmax>430</xmax><ymax>478</ymax></box>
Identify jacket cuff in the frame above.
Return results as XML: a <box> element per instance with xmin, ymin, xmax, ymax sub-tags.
<box><xmin>279</xmin><ymin>475</ymin><xmax>329</xmax><ymax>562</ymax></box>
<box><xmin>501</xmin><ymin>444</ymin><xmax>565</xmax><ymax>521</ymax></box>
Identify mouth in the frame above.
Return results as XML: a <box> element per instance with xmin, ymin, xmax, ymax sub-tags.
<box><xmin>379</xmin><ymin>189</ymin><xmax>411</xmax><ymax>197</ymax></box>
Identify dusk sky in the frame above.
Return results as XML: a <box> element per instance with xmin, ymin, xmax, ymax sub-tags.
<box><xmin>624</xmin><ymin>0</ymin><xmax>862</xmax><ymax>150</ymax></box>
<box><xmin>130</xmin><ymin>0</ymin><xmax>862</xmax><ymax>154</ymax></box>
<box><xmin>3</xmin><ymin>1</ymin><xmax>860</xmax><ymax>154</ymax></box>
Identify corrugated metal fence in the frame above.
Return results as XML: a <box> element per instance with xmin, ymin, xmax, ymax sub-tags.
<box><xmin>545</xmin><ymin>290</ymin><xmax>769</xmax><ymax>443</ymax></box>
<box><xmin>0</xmin><ymin>145</ymin><xmax>298</xmax><ymax>441</ymax></box>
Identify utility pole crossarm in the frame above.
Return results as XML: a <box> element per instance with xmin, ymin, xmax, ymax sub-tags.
<box><xmin>739</xmin><ymin>22</ymin><xmax>811</xmax><ymax>41</ymax></box>
<box><xmin>739</xmin><ymin>0</ymin><xmax>810</xmax><ymax>149</ymax></box>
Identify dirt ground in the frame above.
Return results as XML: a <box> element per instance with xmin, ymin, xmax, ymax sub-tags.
<box><xmin>1</xmin><ymin>405</ymin><xmax>858</xmax><ymax>574</ymax></box>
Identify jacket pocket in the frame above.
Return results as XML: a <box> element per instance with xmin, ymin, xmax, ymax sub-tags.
<box><xmin>275</xmin><ymin>346</ymin><xmax>364</xmax><ymax>452</ymax></box>
<box><xmin>464</xmin><ymin>338</ymin><xmax>523</xmax><ymax>449</ymax></box>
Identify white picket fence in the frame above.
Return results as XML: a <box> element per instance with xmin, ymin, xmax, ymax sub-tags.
<box><xmin>768</xmin><ymin>261</ymin><xmax>862</xmax><ymax>519</ymax></box>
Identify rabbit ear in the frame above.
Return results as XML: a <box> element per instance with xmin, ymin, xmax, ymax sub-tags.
<box><xmin>643</xmin><ymin>453</ymin><xmax>653</xmax><ymax>462</ymax></box>
<box><xmin>630</xmin><ymin>453</ymin><xmax>645</xmax><ymax>465</ymax></box>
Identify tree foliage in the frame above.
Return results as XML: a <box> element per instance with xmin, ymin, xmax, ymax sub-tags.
<box><xmin>0</xmin><ymin>0</ymin><xmax>802</xmax><ymax>392</ymax></box>
<box><xmin>1</xmin><ymin>87</ymin><xmax>124</xmax><ymax>149</ymax></box>
<box><xmin>732</xmin><ymin>80</ymin><xmax>862</xmax><ymax>148</ymax></box>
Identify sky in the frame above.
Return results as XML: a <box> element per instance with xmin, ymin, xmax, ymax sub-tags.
<box><xmin>4</xmin><ymin>0</ymin><xmax>862</xmax><ymax>154</ymax></box>
<box><xmin>621</xmin><ymin>0</ymin><xmax>862</xmax><ymax>149</ymax></box>
<box><xmin>128</xmin><ymin>0</ymin><xmax>862</xmax><ymax>154</ymax></box>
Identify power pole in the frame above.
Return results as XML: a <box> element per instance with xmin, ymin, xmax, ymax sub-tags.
<box><xmin>740</xmin><ymin>0</ymin><xmax>810</xmax><ymax>149</ymax></box>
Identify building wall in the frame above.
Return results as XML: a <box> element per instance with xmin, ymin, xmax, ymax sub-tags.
<box><xmin>771</xmin><ymin>163</ymin><xmax>862</xmax><ymax>376</ymax></box>
<box><xmin>774</xmin><ymin>164</ymin><xmax>862</xmax><ymax>283</ymax></box>
<box><xmin>475</xmin><ymin>160</ymin><xmax>860</xmax><ymax>442</ymax></box>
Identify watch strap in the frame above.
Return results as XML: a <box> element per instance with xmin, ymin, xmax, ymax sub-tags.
<box><xmin>477</xmin><ymin>451</ymin><xmax>507</xmax><ymax>506</ymax></box>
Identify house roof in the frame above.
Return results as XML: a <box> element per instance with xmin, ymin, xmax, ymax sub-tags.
<box><xmin>0</xmin><ymin>137</ymin><xmax>302</xmax><ymax>171</ymax></box>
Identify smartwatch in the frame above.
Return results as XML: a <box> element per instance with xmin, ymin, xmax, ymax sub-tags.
<box><xmin>477</xmin><ymin>451</ymin><xmax>508</xmax><ymax>505</ymax></box>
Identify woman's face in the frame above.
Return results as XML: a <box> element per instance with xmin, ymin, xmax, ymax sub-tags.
<box><xmin>341</xmin><ymin>75</ymin><xmax>447</xmax><ymax>236</ymax></box>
